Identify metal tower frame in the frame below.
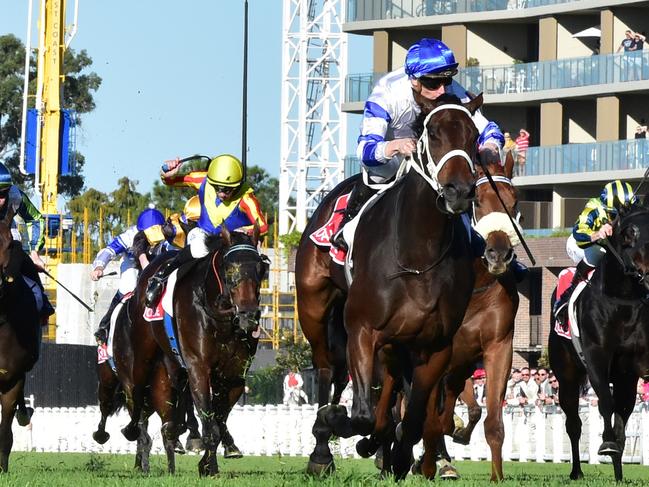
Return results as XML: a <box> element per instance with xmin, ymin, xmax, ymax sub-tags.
<box><xmin>279</xmin><ymin>0</ymin><xmax>347</xmax><ymax>234</ymax></box>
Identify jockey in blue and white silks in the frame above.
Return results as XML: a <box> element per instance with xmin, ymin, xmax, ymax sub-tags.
<box><xmin>358</xmin><ymin>66</ymin><xmax>504</xmax><ymax>183</ymax></box>
<box><xmin>91</xmin><ymin>207</ymin><xmax>175</xmax><ymax>344</ymax></box>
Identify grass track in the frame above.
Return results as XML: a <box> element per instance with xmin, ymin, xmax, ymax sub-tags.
<box><xmin>0</xmin><ymin>453</ymin><xmax>647</xmax><ymax>486</ymax></box>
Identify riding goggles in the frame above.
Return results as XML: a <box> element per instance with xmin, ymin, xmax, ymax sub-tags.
<box><xmin>419</xmin><ymin>76</ymin><xmax>453</xmax><ymax>90</ymax></box>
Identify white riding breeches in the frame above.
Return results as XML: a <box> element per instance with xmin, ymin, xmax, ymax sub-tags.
<box><xmin>118</xmin><ymin>257</ymin><xmax>139</xmax><ymax>295</ymax></box>
<box><xmin>188</xmin><ymin>227</ymin><xmax>210</xmax><ymax>258</ymax></box>
<box><xmin>566</xmin><ymin>235</ymin><xmax>606</xmax><ymax>267</ymax></box>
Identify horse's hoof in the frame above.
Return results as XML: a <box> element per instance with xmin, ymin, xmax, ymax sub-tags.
<box><xmin>121</xmin><ymin>424</ymin><xmax>140</xmax><ymax>442</ymax></box>
<box><xmin>224</xmin><ymin>445</ymin><xmax>243</xmax><ymax>459</ymax></box>
<box><xmin>374</xmin><ymin>454</ymin><xmax>384</xmax><ymax>472</ymax></box>
<box><xmin>185</xmin><ymin>437</ymin><xmax>204</xmax><ymax>452</ymax></box>
<box><xmin>93</xmin><ymin>431</ymin><xmax>110</xmax><ymax>444</ymax></box>
<box><xmin>451</xmin><ymin>428</ymin><xmax>471</xmax><ymax>446</ymax></box>
<box><xmin>410</xmin><ymin>459</ymin><xmax>422</xmax><ymax>475</ymax></box>
<box><xmin>598</xmin><ymin>441</ymin><xmax>621</xmax><ymax>456</ymax></box>
<box><xmin>174</xmin><ymin>439</ymin><xmax>186</xmax><ymax>455</ymax></box>
<box><xmin>15</xmin><ymin>407</ymin><xmax>33</xmax><ymax>427</ymax></box>
<box><xmin>356</xmin><ymin>437</ymin><xmax>377</xmax><ymax>458</ymax></box>
<box><xmin>569</xmin><ymin>470</ymin><xmax>584</xmax><ymax>480</ymax></box>
<box><xmin>438</xmin><ymin>461</ymin><xmax>460</xmax><ymax>480</ymax></box>
<box><xmin>306</xmin><ymin>460</ymin><xmax>335</xmax><ymax>476</ymax></box>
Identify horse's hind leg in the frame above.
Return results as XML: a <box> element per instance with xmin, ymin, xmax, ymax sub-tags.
<box><xmin>550</xmin><ymin>333</ymin><xmax>586</xmax><ymax>480</ymax></box>
<box><xmin>328</xmin><ymin>297</ymin><xmax>348</xmax><ymax>406</ymax></box>
<box><xmin>451</xmin><ymin>378</ymin><xmax>480</xmax><ymax>444</ymax></box>
<box><xmin>134</xmin><ymin>416</ymin><xmax>152</xmax><ymax>473</ymax></box>
<box><xmin>0</xmin><ymin>378</ymin><xmax>24</xmax><ymax>472</ymax></box>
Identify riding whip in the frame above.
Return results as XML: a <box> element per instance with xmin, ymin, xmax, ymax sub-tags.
<box><xmin>477</xmin><ymin>157</ymin><xmax>536</xmax><ymax>266</ymax></box>
<box><xmin>41</xmin><ymin>268</ymin><xmax>93</xmax><ymax>312</ymax></box>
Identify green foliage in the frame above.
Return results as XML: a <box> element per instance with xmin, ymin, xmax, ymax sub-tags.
<box><xmin>278</xmin><ymin>230</ymin><xmax>303</xmax><ymax>258</ymax></box>
<box><xmin>537</xmin><ymin>348</ymin><xmax>550</xmax><ymax>369</ymax></box>
<box><xmin>466</xmin><ymin>57</ymin><xmax>480</xmax><ymax>67</ymax></box>
<box><xmin>83</xmin><ymin>453</ymin><xmax>106</xmax><ymax>472</ymax></box>
<box><xmin>247</xmin><ymin>331</ymin><xmax>312</xmax><ymax>405</ymax></box>
<box><xmin>0</xmin><ymin>34</ymin><xmax>101</xmax><ymax>199</ymax></box>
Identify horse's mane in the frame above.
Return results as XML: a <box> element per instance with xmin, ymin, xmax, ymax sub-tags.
<box><xmin>413</xmin><ymin>94</ymin><xmax>464</xmax><ymax>139</ymax></box>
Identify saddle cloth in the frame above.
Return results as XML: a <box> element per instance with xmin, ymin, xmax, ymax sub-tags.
<box><xmin>143</xmin><ymin>269</ymin><xmax>179</xmax><ymax>322</ymax></box>
<box><xmin>309</xmin><ymin>192</ymin><xmax>350</xmax><ymax>265</ymax></box>
<box><xmin>554</xmin><ymin>267</ymin><xmax>594</xmax><ymax>340</ymax></box>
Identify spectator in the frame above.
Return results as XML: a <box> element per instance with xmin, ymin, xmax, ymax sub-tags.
<box><xmin>637</xmin><ymin>377</ymin><xmax>649</xmax><ymax>404</ymax></box>
<box><xmin>535</xmin><ymin>368</ymin><xmax>552</xmax><ymax>406</ymax></box>
<box><xmin>503</xmin><ymin>131</ymin><xmax>517</xmax><ymax>152</ymax></box>
<box><xmin>515</xmin><ymin>128</ymin><xmax>530</xmax><ymax>176</ymax></box>
<box><xmin>519</xmin><ymin>367</ymin><xmax>538</xmax><ymax>403</ymax></box>
<box><xmin>472</xmin><ymin>368</ymin><xmax>487</xmax><ymax>406</ymax></box>
<box><xmin>632</xmin><ymin>32</ymin><xmax>646</xmax><ymax>51</ymax></box>
<box><xmin>635</xmin><ymin>125</ymin><xmax>647</xmax><ymax>139</ymax></box>
<box><xmin>283</xmin><ymin>369</ymin><xmax>309</xmax><ymax>406</ymax></box>
<box><xmin>506</xmin><ymin>368</ymin><xmax>528</xmax><ymax>407</ymax></box>
<box><xmin>546</xmin><ymin>374</ymin><xmax>559</xmax><ymax>405</ymax></box>
<box><xmin>617</xmin><ymin>30</ymin><xmax>636</xmax><ymax>53</ymax></box>
<box><xmin>340</xmin><ymin>375</ymin><xmax>353</xmax><ymax>410</ymax></box>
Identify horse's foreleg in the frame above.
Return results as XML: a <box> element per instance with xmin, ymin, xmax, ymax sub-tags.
<box><xmin>610</xmin><ymin>372</ymin><xmax>638</xmax><ymax>481</ymax></box>
<box><xmin>94</xmin><ymin>363</ymin><xmax>119</xmax><ymax>444</ymax></box>
<box><xmin>347</xmin><ymin>327</ymin><xmax>376</xmax><ymax>436</ymax></box>
<box><xmin>150</xmin><ymin>362</ymin><xmax>178</xmax><ymax>474</ymax></box>
<box><xmin>482</xmin><ymin>341</ymin><xmax>513</xmax><ymax>482</ymax></box>
<box><xmin>134</xmin><ymin>416</ymin><xmax>152</xmax><ymax>473</ymax></box>
<box><xmin>220</xmin><ymin>384</ymin><xmax>244</xmax><ymax>459</ymax></box>
<box><xmin>393</xmin><ymin>347</ymin><xmax>452</xmax><ymax>480</ymax></box>
<box><xmin>188</xmin><ymin>365</ymin><xmax>219</xmax><ymax>477</ymax></box>
<box><xmin>0</xmin><ymin>379</ymin><xmax>23</xmax><ymax>472</ymax></box>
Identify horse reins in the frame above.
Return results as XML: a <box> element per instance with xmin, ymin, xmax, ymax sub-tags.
<box><xmin>475</xmin><ymin>159</ymin><xmax>536</xmax><ymax>266</ymax></box>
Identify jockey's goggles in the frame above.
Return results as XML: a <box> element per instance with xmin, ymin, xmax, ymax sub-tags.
<box><xmin>419</xmin><ymin>76</ymin><xmax>453</xmax><ymax>90</ymax></box>
<box><xmin>213</xmin><ymin>184</ymin><xmax>237</xmax><ymax>195</ymax></box>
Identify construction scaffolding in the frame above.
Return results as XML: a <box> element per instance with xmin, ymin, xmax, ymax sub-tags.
<box><xmin>279</xmin><ymin>0</ymin><xmax>348</xmax><ymax>234</ymax></box>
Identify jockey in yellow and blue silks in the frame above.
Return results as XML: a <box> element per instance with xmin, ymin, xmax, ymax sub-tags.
<box><xmin>144</xmin><ymin>154</ymin><xmax>268</xmax><ymax>308</ymax></box>
<box><xmin>91</xmin><ymin>207</ymin><xmax>177</xmax><ymax>344</ymax></box>
<box><xmin>554</xmin><ymin>180</ymin><xmax>636</xmax><ymax>325</ymax></box>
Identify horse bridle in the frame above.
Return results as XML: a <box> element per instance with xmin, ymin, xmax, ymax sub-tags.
<box><xmin>414</xmin><ymin>104</ymin><xmax>476</xmax><ymax>194</ymax></box>
<box><xmin>472</xmin><ymin>175</ymin><xmax>521</xmax><ymax>226</ymax></box>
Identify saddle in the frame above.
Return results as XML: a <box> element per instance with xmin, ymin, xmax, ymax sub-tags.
<box><xmin>310</xmin><ymin>192</ymin><xmax>351</xmax><ymax>265</ymax></box>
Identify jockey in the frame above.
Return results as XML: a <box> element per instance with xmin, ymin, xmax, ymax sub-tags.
<box><xmin>144</xmin><ymin>154</ymin><xmax>268</xmax><ymax>308</ymax></box>
<box><xmin>91</xmin><ymin>207</ymin><xmax>172</xmax><ymax>344</ymax></box>
<box><xmin>0</xmin><ymin>163</ymin><xmax>53</xmax><ymax>322</ymax></box>
<box><xmin>553</xmin><ymin>180</ymin><xmax>636</xmax><ymax>325</ymax></box>
<box><xmin>332</xmin><ymin>38</ymin><xmax>526</xmax><ymax>280</ymax></box>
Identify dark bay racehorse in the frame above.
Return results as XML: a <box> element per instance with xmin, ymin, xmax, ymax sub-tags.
<box><xmin>306</xmin><ymin>94</ymin><xmax>482</xmax><ymax>479</ymax></box>
<box><xmin>549</xmin><ymin>202</ymin><xmax>649</xmax><ymax>481</ymax></box>
<box><xmin>169</xmin><ymin>227</ymin><xmax>268</xmax><ymax>476</ymax></box>
<box><xmin>92</xmin><ymin>285</ymin><xmax>199</xmax><ymax>473</ymax></box>
<box><xmin>0</xmin><ymin>218</ymin><xmax>40</xmax><ymax>472</ymax></box>
<box><xmin>423</xmin><ymin>151</ymin><xmax>520</xmax><ymax>481</ymax></box>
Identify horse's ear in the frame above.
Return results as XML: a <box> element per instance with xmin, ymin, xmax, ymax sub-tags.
<box><xmin>464</xmin><ymin>92</ymin><xmax>483</xmax><ymax>115</ymax></box>
<box><xmin>221</xmin><ymin>225</ymin><xmax>232</xmax><ymax>247</ymax></box>
<box><xmin>504</xmin><ymin>150</ymin><xmax>515</xmax><ymax>180</ymax></box>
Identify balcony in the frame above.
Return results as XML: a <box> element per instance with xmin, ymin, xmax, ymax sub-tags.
<box><xmin>345</xmin><ymin>139</ymin><xmax>649</xmax><ymax>181</ymax></box>
<box><xmin>346</xmin><ymin>51</ymin><xmax>649</xmax><ymax>107</ymax></box>
<box><xmin>347</xmin><ymin>0</ymin><xmax>575</xmax><ymax>22</ymax></box>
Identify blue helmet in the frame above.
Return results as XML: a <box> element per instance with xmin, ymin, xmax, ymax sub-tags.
<box><xmin>404</xmin><ymin>38</ymin><xmax>459</xmax><ymax>79</ymax></box>
<box><xmin>0</xmin><ymin>163</ymin><xmax>13</xmax><ymax>190</ymax></box>
<box><xmin>137</xmin><ymin>207</ymin><xmax>165</xmax><ymax>231</ymax></box>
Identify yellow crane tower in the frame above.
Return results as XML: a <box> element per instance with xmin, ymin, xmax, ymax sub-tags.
<box><xmin>36</xmin><ymin>0</ymin><xmax>66</xmax><ymax>217</ymax></box>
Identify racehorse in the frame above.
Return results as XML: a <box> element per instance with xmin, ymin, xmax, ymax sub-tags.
<box><xmin>168</xmin><ymin>227</ymin><xmax>268</xmax><ymax>476</ymax></box>
<box><xmin>92</xmin><ymin>287</ymin><xmax>192</xmax><ymax>473</ymax></box>
<box><xmin>549</xmin><ymin>201</ymin><xmax>649</xmax><ymax>481</ymax></box>
<box><xmin>305</xmin><ymin>93</ymin><xmax>482</xmax><ymax>479</ymax></box>
<box><xmin>422</xmin><ymin>150</ymin><xmax>520</xmax><ymax>481</ymax></box>
<box><xmin>0</xmin><ymin>216</ymin><xmax>40</xmax><ymax>472</ymax></box>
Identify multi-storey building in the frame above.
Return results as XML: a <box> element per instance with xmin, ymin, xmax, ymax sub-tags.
<box><xmin>342</xmin><ymin>0</ymin><xmax>649</xmax><ymax>364</ymax></box>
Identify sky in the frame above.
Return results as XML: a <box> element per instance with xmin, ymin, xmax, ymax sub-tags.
<box><xmin>0</xmin><ymin>0</ymin><xmax>371</xmax><ymax>198</ymax></box>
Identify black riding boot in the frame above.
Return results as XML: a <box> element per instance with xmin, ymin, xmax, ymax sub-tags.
<box><xmin>94</xmin><ymin>292</ymin><xmax>122</xmax><ymax>345</ymax></box>
<box><xmin>145</xmin><ymin>246</ymin><xmax>193</xmax><ymax>308</ymax></box>
<box><xmin>553</xmin><ymin>260</ymin><xmax>594</xmax><ymax>326</ymax></box>
<box><xmin>330</xmin><ymin>182</ymin><xmax>376</xmax><ymax>252</ymax></box>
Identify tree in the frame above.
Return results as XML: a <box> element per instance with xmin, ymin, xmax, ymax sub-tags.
<box><xmin>0</xmin><ymin>34</ymin><xmax>101</xmax><ymax>198</ymax></box>
<box><xmin>106</xmin><ymin>177</ymin><xmax>149</xmax><ymax>234</ymax></box>
<box><xmin>247</xmin><ymin>165</ymin><xmax>279</xmax><ymax>222</ymax></box>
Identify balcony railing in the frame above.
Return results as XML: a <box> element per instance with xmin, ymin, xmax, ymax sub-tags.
<box><xmin>345</xmin><ymin>139</ymin><xmax>649</xmax><ymax>178</ymax></box>
<box><xmin>525</xmin><ymin>139</ymin><xmax>649</xmax><ymax>177</ymax></box>
<box><xmin>346</xmin><ymin>51</ymin><xmax>649</xmax><ymax>103</ymax></box>
<box><xmin>347</xmin><ymin>0</ymin><xmax>579</xmax><ymax>22</ymax></box>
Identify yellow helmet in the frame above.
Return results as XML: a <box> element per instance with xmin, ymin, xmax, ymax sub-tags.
<box><xmin>183</xmin><ymin>195</ymin><xmax>201</xmax><ymax>222</ymax></box>
<box><xmin>206</xmin><ymin>154</ymin><xmax>243</xmax><ymax>188</ymax></box>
